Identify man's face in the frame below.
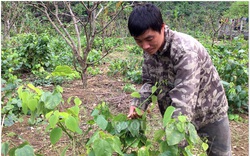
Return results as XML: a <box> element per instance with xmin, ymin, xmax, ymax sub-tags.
<box><xmin>134</xmin><ymin>26</ymin><xmax>165</xmax><ymax>55</ymax></box>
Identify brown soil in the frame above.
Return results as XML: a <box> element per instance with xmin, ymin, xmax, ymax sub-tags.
<box><xmin>1</xmin><ymin>73</ymin><xmax>249</xmax><ymax>156</ymax></box>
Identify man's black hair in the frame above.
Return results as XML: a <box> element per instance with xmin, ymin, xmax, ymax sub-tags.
<box><xmin>128</xmin><ymin>3</ymin><xmax>163</xmax><ymax>37</ymax></box>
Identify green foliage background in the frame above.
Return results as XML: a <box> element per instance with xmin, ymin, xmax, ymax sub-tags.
<box><xmin>1</xmin><ymin>1</ymin><xmax>249</xmax><ymax>125</ymax></box>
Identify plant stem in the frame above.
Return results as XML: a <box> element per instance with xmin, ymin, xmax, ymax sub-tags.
<box><xmin>58</xmin><ymin>122</ymin><xmax>73</xmax><ymax>140</ymax></box>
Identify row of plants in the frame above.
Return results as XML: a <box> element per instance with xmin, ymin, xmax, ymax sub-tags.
<box><xmin>204</xmin><ymin>36</ymin><xmax>249</xmax><ymax>114</ymax></box>
<box><xmin>2</xmin><ymin>83</ymin><xmax>208</xmax><ymax>156</ymax></box>
<box><xmin>107</xmin><ymin>45</ymin><xmax>143</xmax><ymax>84</ymax></box>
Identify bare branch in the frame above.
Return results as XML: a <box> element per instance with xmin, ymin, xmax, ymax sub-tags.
<box><xmin>65</xmin><ymin>2</ymin><xmax>81</xmax><ymax>55</ymax></box>
<box><xmin>29</xmin><ymin>2</ymin><xmax>74</xmax><ymax>51</ymax></box>
<box><xmin>52</xmin><ymin>2</ymin><xmax>78</xmax><ymax>55</ymax></box>
<box><xmin>95</xmin><ymin>4</ymin><xmax>103</xmax><ymax>19</ymax></box>
<box><xmin>81</xmin><ymin>1</ymin><xmax>89</xmax><ymax>11</ymax></box>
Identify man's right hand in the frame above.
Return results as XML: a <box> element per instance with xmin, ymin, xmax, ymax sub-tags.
<box><xmin>127</xmin><ymin>106</ymin><xmax>144</xmax><ymax>119</ymax></box>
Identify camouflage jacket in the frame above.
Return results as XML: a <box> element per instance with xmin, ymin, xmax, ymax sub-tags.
<box><xmin>131</xmin><ymin>25</ymin><xmax>228</xmax><ymax>129</ymax></box>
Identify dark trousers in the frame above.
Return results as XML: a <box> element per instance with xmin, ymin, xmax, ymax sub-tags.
<box><xmin>198</xmin><ymin>117</ymin><xmax>232</xmax><ymax>156</ymax></box>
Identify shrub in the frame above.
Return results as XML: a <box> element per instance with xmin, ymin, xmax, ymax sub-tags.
<box><xmin>2</xmin><ymin>33</ymin><xmax>53</xmax><ymax>79</ymax></box>
<box><xmin>206</xmin><ymin>37</ymin><xmax>248</xmax><ymax>113</ymax></box>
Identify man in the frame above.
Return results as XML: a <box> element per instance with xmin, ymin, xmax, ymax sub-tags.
<box><xmin>127</xmin><ymin>3</ymin><xmax>231</xmax><ymax>156</ymax></box>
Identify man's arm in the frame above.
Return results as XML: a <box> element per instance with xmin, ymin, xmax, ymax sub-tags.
<box><xmin>128</xmin><ymin>53</ymin><xmax>154</xmax><ymax>118</ymax></box>
<box><xmin>169</xmin><ymin>50</ymin><xmax>201</xmax><ymax>120</ymax></box>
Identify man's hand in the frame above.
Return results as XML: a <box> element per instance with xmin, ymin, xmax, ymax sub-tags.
<box><xmin>127</xmin><ymin>106</ymin><xmax>144</xmax><ymax>119</ymax></box>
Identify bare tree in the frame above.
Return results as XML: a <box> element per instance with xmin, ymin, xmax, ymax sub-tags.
<box><xmin>1</xmin><ymin>2</ymin><xmax>25</xmax><ymax>41</ymax></box>
<box><xmin>29</xmin><ymin>1</ymin><xmax>127</xmax><ymax>88</ymax></box>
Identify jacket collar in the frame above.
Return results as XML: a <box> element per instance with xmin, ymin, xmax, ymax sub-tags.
<box><xmin>157</xmin><ymin>25</ymin><xmax>174</xmax><ymax>56</ymax></box>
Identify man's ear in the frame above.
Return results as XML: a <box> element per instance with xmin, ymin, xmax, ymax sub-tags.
<box><xmin>161</xmin><ymin>24</ymin><xmax>165</xmax><ymax>33</ymax></box>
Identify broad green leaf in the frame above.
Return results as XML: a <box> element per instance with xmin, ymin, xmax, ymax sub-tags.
<box><xmin>52</xmin><ymin>65</ymin><xmax>75</xmax><ymax>76</ymax></box>
<box><xmin>93</xmin><ymin>139</ymin><xmax>113</xmax><ymax>156</ymax></box>
<box><xmin>167</xmin><ymin>130</ymin><xmax>185</xmax><ymax>146</ymax></box>
<box><xmin>49</xmin><ymin>114</ymin><xmax>59</xmax><ymax>128</ymax></box>
<box><xmin>8</xmin><ymin>141</ymin><xmax>29</xmax><ymax>156</ymax></box>
<box><xmin>178</xmin><ymin>115</ymin><xmax>187</xmax><ymax>123</ymax></box>
<box><xmin>158</xmin><ymin>151</ymin><xmax>173</xmax><ymax>156</ymax></box>
<box><xmin>116</xmin><ymin>121</ymin><xmax>128</xmax><ymax>133</ymax></box>
<box><xmin>184</xmin><ymin>145</ymin><xmax>193</xmax><ymax>156</ymax></box>
<box><xmin>55</xmin><ymin>85</ymin><xmax>63</xmax><ymax>93</ymax></box>
<box><xmin>87</xmin><ymin>131</ymin><xmax>100</xmax><ymax>146</ymax></box>
<box><xmin>176</xmin><ymin>122</ymin><xmax>185</xmax><ymax>133</ymax></box>
<box><xmin>152</xmin><ymin>86</ymin><xmax>157</xmax><ymax>93</ymax></box>
<box><xmin>128</xmin><ymin>120</ymin><xmax>140</xmax><ymax>137</ymax></box>
<box><xmin>65</xmin><ymin>116</ymin><xmax>79</xmax><ymax>132</ymax></box>
<box><xmin>68</xmin><ymin>105</ymin><xmax>79</xmax><ymax>117</ymax></box>
<box><xmin>91</xmin><ymin>109</ymin><xmax>99</xmax><ymax>117</ymax></box>
<box><xmin>58</xmin><ymin>112</ymin><xmax>70</xmax><ymax>120</ymax></box>
<box><xmin>160</xmin><ymin>141</ymin><xmax>168</xmax><ymax>153</ymax></box>
<box><xmin>165</xmin><ymin>124</ymin><xmax>185</xmax><ymax>145</ymax></box>
<box><xmin>131</xmin><ymin>92</ymin><xmax>141</xmax><ymax>98</ymax></box>
<box><xmin>67</xmin><ymin>96</ymin><xmax>73</xmax><ymax>104</ymax></box>
<box><xmin>154</xmin><ymin>129</ymin><xmax>165</xmax><ymax>142</ymax></box>
<box><xmin>151</xmin><ymin>95</ymin><xmax>157</xmax><ymax>104</ymax></box>
<box><xmin>88</xmin><ymin>150</ymin><xmax>95</xmax><ymax>156</ymax></box>
<box><xmin>125</xmin><ymin>136</ymin><xmax>140</xmax><ymax>148</ymax></box>
<box><xmin>19</xmin><ymin>92</ymin><xmax>29</xmax><ymax>114</ymax></box>
<box><xmin>50</xmin><ymin>127</ymin><xmax>63</xmax><ymax>145</ymax></box>
<box><xmin>27</xmin><ymin>99</ymin><xmax>38</xmax><ymax>111</ymax></box>
<box><xmin>159</xmin><ymin>141</ymin><xmax>178</xmax><ymax>155</ymax></box>
<box><xmin>17</xmin><ymin>85</ymin><xmax>24</xmax><ymax>96</ymax></box>
<box><xmin>163</xmin><ymin>106</ymin><xmax>175</xmax><ymax>127</ymax></box>
<box><xmin>138</xmin><ymin>146</ymin><xmax>150</xmax><ymax>156</ymax></box>
<box><xmin>202</xmin><ymin>142</ymin><xmax>209</xmax><ymax>151</ymax></box>
<box><xmin>75</xmin><ymin>126</ymin><xmax>83</xmax><ymax>134</ymax></box>
<box><xmin>41</xmin><ymin>92</ymin><xmax>62</xmax><ymax>110</ymax></box>
<box><xmin>74</xmin><ymin>97</ymin><xmax>82</xmax><ymax>106</ymax></box>
<box><xmin>1</xmin><ymin>142</ymin><xmax>9</xmax><ymax>156</ymax></box>
<box><xmin>15</xmin><ymin>145</ymin><xmax>35</xmax><ymax>156</ymax></box>
<box><xmin>106</xmin><ymin>136</ymin><xmax>123</xmax><ymax>155</ymax></box>
<box><xmin>187</xmin><ymin>123</ymin><xmax>199</xmax><ymax>144</ymax></box>
<box><xmin>113</xmin><ymin>113</ymin><xmax>127</xmax><ymax>122</ymax></box>
<box><xmin>45</xmin><ymin>111</ymin><xmax>53</xmax><ymax>119</ymax></box>
<box><xmin>96</xmin><ymin>115</ymin><xmax>108</xmax><ymax>130</ymax></box>
<box><xmin>27</xmin><ymin>83</ymin><xmax>42</xmax><ymax>95</ymax></box>
<box><xmin>135</xmin><ymin>108</ymin><xmax>143</xmax><ymax>116</ymax></box>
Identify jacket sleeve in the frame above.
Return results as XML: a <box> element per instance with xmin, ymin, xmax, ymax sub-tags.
<box><xmin>131</xmin><ymin>53</ymin><xmax>153</xmax><ymax>111</ymax></box>
<box><xmin>169</xmin><ymin>50</ymin><xmax>200</xmax><ymax>120</ymax></box>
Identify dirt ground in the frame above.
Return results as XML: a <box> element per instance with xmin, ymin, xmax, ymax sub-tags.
<box><xmin>1</xmin><ymin>73</ymin><xmax>249</xmax><ymax>156</ymax></box>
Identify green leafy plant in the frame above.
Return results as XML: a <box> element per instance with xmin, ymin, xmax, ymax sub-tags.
<box><xmin>45</xmin><ymin>96</ymin><xmax>83</xmax><ymax>145</ymax></box>
<box><xmin>17</xmin><ymin>83</ymin><xmax>63</xmax><ymax>125</ymax></box>
<box><xmin>32</xmin><ymin>65</ymin><xmax>80</xmax><ymax>86</ymax></box>
<box><xmin>86</xmin><ymin>102</ymin><xmax>147</xmax><ymax>155</ymax></box>
<box><xmin>122</xmin><ymin>83</ymin><xmax>136</xmax><ymax>93</ymax></box>
<box><xmin>1</xmin><ymin>78</ymin><xmax>23</xmax><ymax>126</ymax></box>
<box><xmin>86</xmin><ymin>82</ymin><xmax>208</xmax><ymax>156</ymax></box>
<box><xmin>87</xmin><ymin>66</ymin><xmax>102</xmax><ymax>76</ymax></box>
<box><xmin>206</xmin><ymin>37</ymin><xmax>248</xmax><ymax>113</ymax></box>
<box><xmin>128</xmin><ymin>82</ymin><xmax>208</xmax><ymax>156</ymax></box>
<box><xmin>108</xmin><ymin>58</ymin><xmax>143</xmax><ymax>84</ymax></box>
<box><xmin>127</xmin><ymin>45</ymin><xmax>143</xmax><ymax>55</ymax></box>
<box><xmin>154</xmin><ymin>106</ymin><xmax>208</xmax><ymax>156</ymax></box>
<box><xmin>16</xmin><ymin>83</ymin><xmax>85</xmax><ymax>155</ymax></box>
<box><xmin>1</xmin><ymin>141</ymin><xmax>37</xmax><ymax>156</ymax></box>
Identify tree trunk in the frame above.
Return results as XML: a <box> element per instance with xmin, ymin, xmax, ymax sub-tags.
<box><xmin>81</xmin><ymin>71</ymin><xmax>88</xmax><ymax>88</ymax></box>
